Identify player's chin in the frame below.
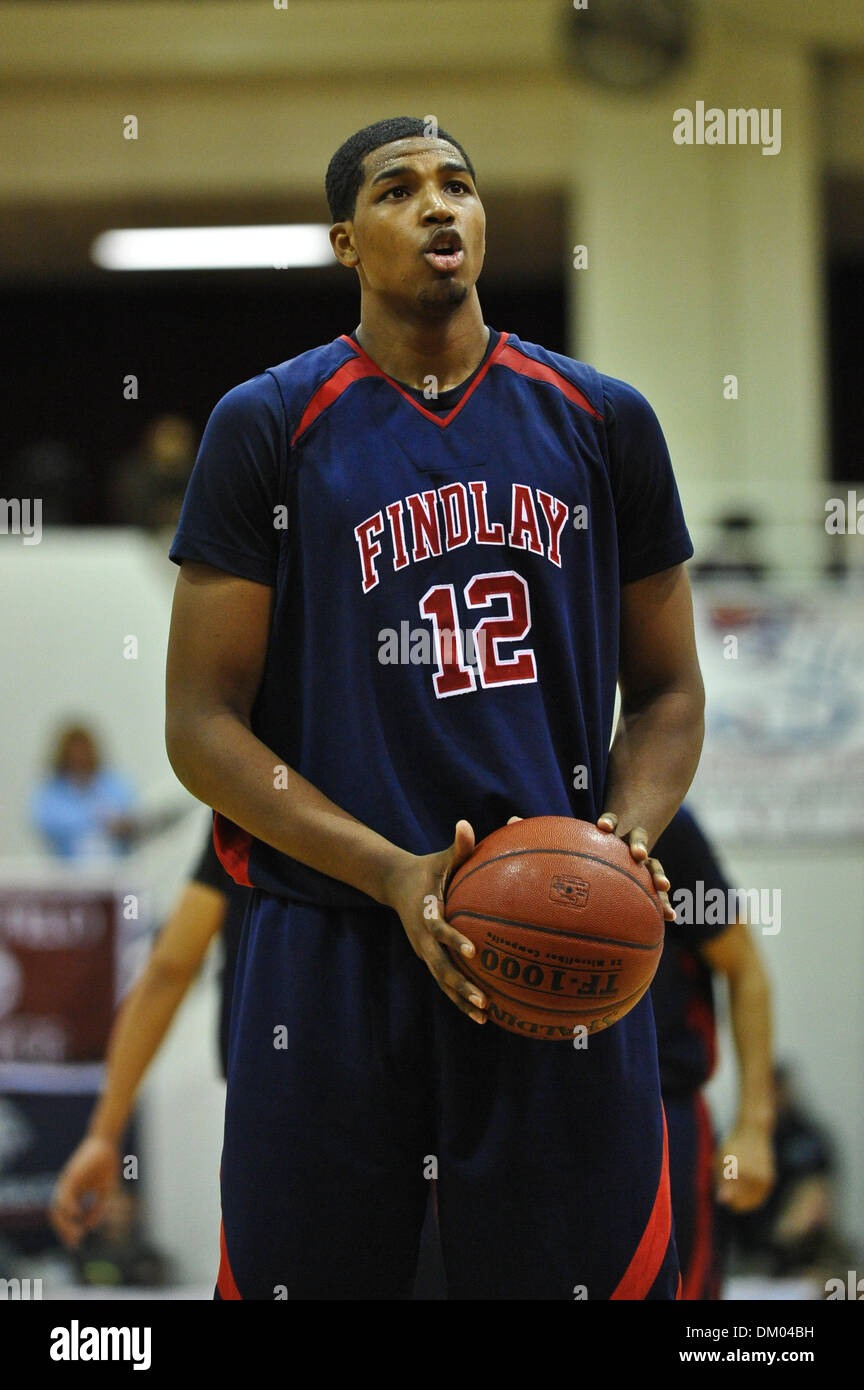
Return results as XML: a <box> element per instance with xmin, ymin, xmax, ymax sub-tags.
<box><xmin>416</xmin><ymin>278</ymin><xmax>471</xmax><ymax>310</ymax></box>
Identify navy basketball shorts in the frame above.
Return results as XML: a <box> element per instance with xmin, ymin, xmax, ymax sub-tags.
<box><xmin>664</xmin><ymin>1093</ymin><xmax>724</xmax><ymax>1300</ymax></box>
<box><xmin>215</xmin><ymin>891</ymin><xmax>680</xmax><ymax>1301</ymax></box>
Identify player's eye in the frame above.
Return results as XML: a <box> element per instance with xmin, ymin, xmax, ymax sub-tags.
<box><xmin>380</xmin><ymin>185</ymin><xmax>410</xmax><ymax>200</ymax></box>
<box><xmin>445</xmin><ymin>181</ymin><xmax>470</xmax><ymax>194</ymax></box>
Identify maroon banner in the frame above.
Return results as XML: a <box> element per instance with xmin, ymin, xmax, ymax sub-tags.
<box><xmin>0</xmin><ymin>889</ymin><xmax>117</xmax><ymax>1063</ymax></box>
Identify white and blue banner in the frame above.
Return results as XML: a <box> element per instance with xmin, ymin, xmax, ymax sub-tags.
<box><xmin>687</xmin><ymin>584</ymin><xmax>864</xmax><ymax>841</ymax></box>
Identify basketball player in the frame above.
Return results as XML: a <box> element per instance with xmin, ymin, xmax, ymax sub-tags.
<box><xmin>650</xmin><ymin>805</ymin><xmax>775</xmax><ymax>1298</ymax></box>
<box><xmin>164</xmin><ymin>117</ymin><xmax>705</xmax><ymax>1299</ymax></box>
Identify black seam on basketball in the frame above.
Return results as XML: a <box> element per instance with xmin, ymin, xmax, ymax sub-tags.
<box><xmin>454</xmin><ymin>952</ymin><xmax>653</xmax><ymax>1017</ymax></box>
<box><xmin>447</xmin><ymin>908</ymin><xmax>663</xmax><ymax>951</ymax></box>
<box><xmin>448</xmin><ymin>845</ymin><xmax>664</xmax><ymax>920</ymax></box>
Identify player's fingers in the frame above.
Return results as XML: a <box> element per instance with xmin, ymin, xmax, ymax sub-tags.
<box><xmin>645</xmin><ymin>855</ymin><xmax>670</xmax><ymax>890</ymax></box>
<box><xmin>507</xmin><ymin>815</ymin><xmax>523</xmax><ymax>824</ymax></box>
<box><xmin>423</xmin><ymin>888</ymin><xmax>475</xmax><ymax>956</ymax></box>
<box><xmin>426</xmin><ymin>908</ymin><xmax>476</xmax><ymax>958</ymax></box>
<box><xmin>714</xmin><ymin>1165</ymin><xmax>756</xmax><ymax>1208</ymax></box>
<box><xmin>439</xmin><ymin>977</ymin><xmax>487</xmax><ymax>1025</ymax></box>
<box><xmin>450</xmin><ymin>818</ymin><xmax>475</xmax><ymax>867</ymax></box>
<box><xmin>727</xmin><ymin>1186</ymin><xmax>767</xmax><ymax>1214</ymax></box>
<box><xmin>437</xmin><ymin>820</ymin><xmax>475</xmax><ymax>899</ymax></box>
<box><xmin>646</xmin><ymin>856</ymin><xmax>675</xmax><ymax>921</ymax></box>
<box><xmin>422</xmin><ymin>939</ymin><xmax>487</xmax><ymax>1017</ymax></box>
<box><xmin>50</xmin><ymin>1190</ymin><xmax>86</xmax><ymax>1247</ymax></box>
<box><xmin>626</xmin><ymin>826</ymin><xmax>649</xmax><ymax>861</ymax></box>
<box><xmin>596</xmin><ymin>810</ymin><xmax>617</xmax><ymax>833</ymax></box>
<box><xmin>81</xmin><ymin>1199</ymin><xmax>108</xmax><ymax>1232</ymax></box>
<box><xmin>717</xmin><ymin>1179</ymin><xmax>763</xmax><ymax>1213</ymax></box>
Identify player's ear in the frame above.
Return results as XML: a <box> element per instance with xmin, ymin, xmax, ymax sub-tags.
<box><xmin>329</xmin><ymin>224</ymin><xmax>359</xmax><ymax>268</ymax></box>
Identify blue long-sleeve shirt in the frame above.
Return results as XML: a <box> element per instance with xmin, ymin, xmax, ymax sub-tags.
<box><xmin>30</xmin><ymin>771</ymin><xmax>136</xmax><ymax>859</ymax></box>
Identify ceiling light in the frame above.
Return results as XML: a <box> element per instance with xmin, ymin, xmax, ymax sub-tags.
<box><xmin>90</xmin><ymin>224</ymin><xmax>334</xmax><ymax>271</ymax></box>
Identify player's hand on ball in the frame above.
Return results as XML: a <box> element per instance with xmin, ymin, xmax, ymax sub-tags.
<box><xmin>384</xmin><ymin>819</ymin><xmax>488</xmax><ymax>1024</ymax></box>
<box><xmin>50</xmin><ymin>1135</ymin><xmax>120</xmax><ymax>1248</ymax></box>
<box><xmin>597</xmin><ymin>811</ymin><xmax>675</xmax><ymax>921</ymax></box>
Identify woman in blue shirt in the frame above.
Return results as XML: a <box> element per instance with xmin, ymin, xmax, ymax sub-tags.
<box><xmin>31</xmin><ymin>723</ymin><xmax>137</xmax><ymax>860</ymax></box>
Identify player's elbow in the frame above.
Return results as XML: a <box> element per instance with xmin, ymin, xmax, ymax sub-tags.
<box><xmin>686</xmin><ymin>661</ymin><xmax>706</xmax><ymax>720</ymax></box>
<box><xmin>165</xmin><ymin>705</ymin><xmax>204</xmax><ymax>796</ymax></box>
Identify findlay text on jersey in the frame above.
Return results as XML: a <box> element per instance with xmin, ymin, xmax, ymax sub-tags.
<box><xmin>352</xmin><ymin>479</ymin><xmax>583</xmax><ymax>593</ymax></box>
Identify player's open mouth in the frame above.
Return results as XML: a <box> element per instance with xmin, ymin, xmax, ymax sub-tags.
<box><xmin>423</xmin><ymin>234</ymin><xmax>464</xmax><ymax>272</ymax></box>
<box><xmin>424</xmin><ymin>248</ymin><xmax>464</xmax><ymax>271</ymax></box>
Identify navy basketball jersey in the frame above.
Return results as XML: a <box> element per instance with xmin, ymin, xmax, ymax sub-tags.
<box><xmin>169</xmin><ymin>328</ymin><xmax>692</xmax><ymax>904</ymax></box>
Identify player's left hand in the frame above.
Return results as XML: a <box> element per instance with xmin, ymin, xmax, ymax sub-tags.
<box><xmin>714</xmin><ymin>1125</ymin><xmax>776</xmax><ymax>1212</ymax></box>
<box><xmin>596</xmin><ymin>811</ymin><xmax>675</xmax><ymax>922</ymax></box>
<box><xmin>50</xmin><ymin>1135</ymin><xmax>120</xmax><ymax>1247</ymax></box>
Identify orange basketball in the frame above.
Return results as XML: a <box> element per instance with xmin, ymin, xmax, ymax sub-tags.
<box><xmin>445</xmin><ymin>816</ymin><xmax>665</xmax><ymax>1040</ymax></box>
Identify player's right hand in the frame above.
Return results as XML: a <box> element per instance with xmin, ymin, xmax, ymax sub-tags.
<box><xmin>383</xmin><ymin>819</ymin><xmax>488</xmax><ymax>1024</ymax></box>
<box><xmin>50</xmin><ymin>1135</ymin><xmax>120</xmax><ymax>1248</ymax></box>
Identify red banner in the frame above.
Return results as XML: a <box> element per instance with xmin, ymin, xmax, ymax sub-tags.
<box><xmin>0</xmin><ymin>889</ymin><xmax>117</xmax><ymax>1063</ymax></box>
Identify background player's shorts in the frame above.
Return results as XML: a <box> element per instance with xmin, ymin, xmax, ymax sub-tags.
<box><xmin>665</xmin><ymin>1092</ymin><xmax>724</xmax><ymax>1300</ymax></box>
<box><xmin>216</xmin><ymin>890</ymin><xmax>680</xmax><ymax>1300</ymax></box>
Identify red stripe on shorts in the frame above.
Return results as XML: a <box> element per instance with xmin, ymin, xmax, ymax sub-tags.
<box><xmin>682</xmin><ymin>1093</ymin><xmax>715</xmax><ymax>1300</ymax></box>
<box><xmin>217</xmin><ymin>1218</ymin><xmax>242</xmax><ymax>1300</ymax></box>
<box><xmin>609</xmin><ymin>1108</ymin><xmax>674</xmax><ymax>1300</ymax></box>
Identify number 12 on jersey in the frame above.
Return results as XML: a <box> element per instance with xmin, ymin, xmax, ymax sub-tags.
<box><xmin>419</xmin><ymin>569</ymin><xmax>537</xmax><ymax>698</ymax></box>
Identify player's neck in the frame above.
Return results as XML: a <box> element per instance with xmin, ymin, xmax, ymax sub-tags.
<box><xmin>354</xmin><ymin>300</ymin><xmax>489</xmax><ymax>393</ymax></box>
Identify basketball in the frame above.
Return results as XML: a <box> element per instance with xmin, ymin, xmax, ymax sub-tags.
<box><xmin>445</xmin><ymin>816</ymin><xmax>665</xmax><ymax>1040</ymax></box>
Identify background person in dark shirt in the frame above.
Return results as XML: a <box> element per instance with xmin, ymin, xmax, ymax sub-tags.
<box><xmin>651</xmin><ymin>805</ymin><xmax>776</xmax><ymax>1299</ymax></box>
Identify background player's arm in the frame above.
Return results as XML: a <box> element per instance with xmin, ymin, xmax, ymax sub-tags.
<box><xmin>700</xmin><ymin>919</ymin><xmax>776</xmax><ymax>1211</ymax></box>
<box><xmin>50</xmin><ymin>879</ymin><xmax>225</xmax><ymax>1246</ymax></box>
<box><xmin>599</xmin><ymin>563</ymin><xmax>704</xmax><ymax>880</ymax></box>
<box><xmin>164</xmin><ymin>561</ymin><xmax>489</xmax><ymax>1023</ymax></box>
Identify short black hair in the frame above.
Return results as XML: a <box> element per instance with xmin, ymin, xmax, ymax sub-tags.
<box><xmin>325</xmin><ymin>116</ymin><xmax>477</xmax><ymax>223</ymax></box>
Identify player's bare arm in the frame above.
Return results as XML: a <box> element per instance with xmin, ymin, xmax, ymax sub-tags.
<box><xmin>598</xmin><ymin>561</ymin><xmax>705</xmax><ymax>915</ymax></box>
<box><xmin>165</xmin><ymin>561</ymin><xmax>488</xmax><ymax>1022</ymax></box>
<box><xmin>700</xmin><ymin>920</ymin><xmax>776</xmax><ymax>1211</ymax></box>
<box><xmin>50</xmin><ymin>876</ymin><xmax>227</xmax><ymax>1247</ymax></box>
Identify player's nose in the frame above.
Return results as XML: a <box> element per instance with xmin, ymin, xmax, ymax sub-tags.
<box><xmin>419</xmin><ymin>187</ymin><xmax>455</xmax><ymax>220</ymax></box>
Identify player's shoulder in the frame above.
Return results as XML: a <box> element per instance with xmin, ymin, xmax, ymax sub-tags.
<box><xmin>211</xmin><ymin>368</ymin><xmax>280</xmax><ymax>413</ymax></box>
<box><xmin>496</xmin><ymin>333</ymin><xmax>606</xmax><ymax>420</ymax></box>
<box><xmin>264</xmin><ymin>336</ymin><xmax>358</xmax><ymax>438</ymax></box>
<box><xmin>203</xmin><ymin>368</ymin><xmax>283</xmax><ymax>446</ymax></box>
<box><xmin>596</xmin><ymin>371</ymin><xmax>664</xmax><ymax>437</ymax></box>
<box><xmin>208</xmin><ymin>338</ymin><xmax>352</xmax><ymax>435</ymax></box>
<box><xmin>496</xmin><ymin>335</ymin><xmax>661</xmax><ymax>436</ymax></box>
